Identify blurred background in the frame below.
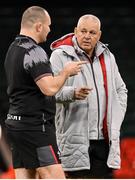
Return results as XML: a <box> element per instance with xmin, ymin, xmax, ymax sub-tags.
<box><xmin>0</xmin><ymin>0</ymin><xmax>135</xmax><ymax>178</ymax></box>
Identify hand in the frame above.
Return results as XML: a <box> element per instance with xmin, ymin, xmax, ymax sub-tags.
<box><xmin>0</xmin><ymin>125</ymin><xmax>1</xmax><ymax>139</ymax></box>
<box><xmin>64</xmin><ymin>61</ymin><xmax>87</xmax><ymax>77</ymax></box>
<box><xmin>74</xmin><ymin>87</ymin><xmax>92</xmax><ymax>100</ymax></box>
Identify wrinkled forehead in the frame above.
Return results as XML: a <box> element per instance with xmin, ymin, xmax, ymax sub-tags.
<box><xmin>77</xmin><ymin>17</ymin><xmax>100</xmax><ymax>30</ymax></box>
<box><xmin>77</xmin><ymin>20</ymin><xmax>100</xmax><ymax>31</ymax></box>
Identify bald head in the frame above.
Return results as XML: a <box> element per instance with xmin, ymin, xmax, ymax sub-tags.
<box><xmin>20</xmin><ymin>6</ymin><xmax>51</xmax><ymax>43</ymax></box>
<box><xmin>21</xmin><ymin>6</ymin><xmax>49</xmax><ymax>28</ymax></box>
<box><xmin>77</xmin><ymin>14</ymin><xmax>101</xmax><ymax>31</ymax></box>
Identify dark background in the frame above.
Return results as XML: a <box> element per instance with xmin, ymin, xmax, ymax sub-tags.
<box><xmin>0</xmin><ymin>0</ymin><xmax>135</xmax><ymax>138</ymax></box>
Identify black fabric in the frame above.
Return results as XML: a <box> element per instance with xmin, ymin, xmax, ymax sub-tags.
<box><xmin>65</xmin><ymin>140</ymin><xmax>113</xmax><ymax>179</ymax></box>
<box><xmin>6</xmin><ymin>122</ymin><xmax>60</xmax><ymax>169</ymax></box>
<box><xmin>4</xmin><ymin>35</ymin><xmax>56</xmax><ymax>130</ymax></box>
<box><xmin>0</xmin><ymin>150</ymin><xmax>8</xmax><ymax>172</ymax></box>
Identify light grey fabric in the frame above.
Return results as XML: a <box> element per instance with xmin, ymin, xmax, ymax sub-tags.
<box><xmin>50</xmin><ymin>34</ymin><xmax>128</xmax><ymax>170</ymax></box>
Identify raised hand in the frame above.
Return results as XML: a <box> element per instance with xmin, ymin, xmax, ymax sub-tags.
<box><xmin>64</xmin><ymin>61</ymin><xmax>87</xmax><ymax>76</ymax></box>
<box><xmin>74</xmin><ymin>87</ymin><xmax>92</xmax><ymax>100</ymax></box>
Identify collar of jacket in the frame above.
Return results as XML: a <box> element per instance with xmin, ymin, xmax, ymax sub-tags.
<box><xmin>50</xmin><ymin>33</ymin><xmax>109</xmax><ymax>58</ymax></box>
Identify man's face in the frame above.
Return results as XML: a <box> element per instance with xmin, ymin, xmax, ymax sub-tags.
<box><xmin>75</xmin><ymin>19</ymin><xmax>101</xmax><ymax>54</ymax></box>
<box><xmin>38</xmin><ymin>14</ymin><xmax>51</xmax><ymax>43</ymax></box>
<box><xmin>42</xmin><ymin>15</ymin><xmax>51</xmax><ymax>42</ymax></box>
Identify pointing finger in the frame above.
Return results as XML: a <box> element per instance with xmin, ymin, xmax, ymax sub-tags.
<box><xmin>78</xmin><ymin>61</ymin><xmax>88</xmax><ymax>65</ymax></box>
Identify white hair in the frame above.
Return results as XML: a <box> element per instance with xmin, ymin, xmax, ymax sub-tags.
<box><xmin>77</xmin><ymin>14</ymin><xmax>101</xmax><ymax>30</ymax></box>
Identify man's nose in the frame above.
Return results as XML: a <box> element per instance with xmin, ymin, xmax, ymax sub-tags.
<box><xmin>84</xmin><ymin>32</ymin><xmax>91</xmax><ymax>38</ymax></box>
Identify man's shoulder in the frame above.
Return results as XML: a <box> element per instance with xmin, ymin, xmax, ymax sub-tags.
<box><xmin>51</xmin><ymin>46</ymin><xmax>75</xmax><ymax>57</ymax></box>
<box><xmin>18</xmin><ymin>38</ymin><xmax>37</xmax><ymax>51</ymax></box>
<box><xmin>23</xmin><ymin>44</ymin><xmax>48</xmax><ymax>71</ymax></box>
<box><xmin>17</xmin><ymin>38</ymin><xmax>47</xmax><ymax>60</ymax></box>
<box><xmin>52</xmin><ymin>48</ymin><xmax>64</xmax><ymax>54</ymax></box>
<box><xmin>14</xmin><ymin>36</ymin><xmax>44</xmax><ymax>54</ymax></box>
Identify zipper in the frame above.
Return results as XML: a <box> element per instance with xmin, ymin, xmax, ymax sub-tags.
<box><xmin>42</xmin><ymin>113</ymin><xmax>46</xmax><ymax>132</ymax></box>
<box><xmin>83</xmin><ymin>53</ymin><xmax>100</xmax><ymax>139</ymax></box>
<box><xmin>90</xmin><ymin>62</ymin><xmax>100</xmax><ymax>139</ymax></box>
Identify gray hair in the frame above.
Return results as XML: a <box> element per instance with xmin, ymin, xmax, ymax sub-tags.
<box><xmin>77</xmin><ymin>14</ymin><xmax>101</xmax><ymax>30</ymax></box>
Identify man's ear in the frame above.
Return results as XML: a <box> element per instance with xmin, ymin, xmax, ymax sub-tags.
<box><xmin>98</xmin><ymin>30</ymin><xmax>102</xmax><ymax>41</ymax></box>
<box><xmin>74</xmin><ymin>27</ymin><xmax>77</xmax><ymax>36</ymax></box>
<box><xmin>35</xmin><ymin>22</ymin><xmax>42</xmax><ymax>33</ymax></box>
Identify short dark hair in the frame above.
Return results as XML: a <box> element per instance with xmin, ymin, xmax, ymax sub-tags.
<box><xmin>21</xmin><ymin>6</ymin><xmax>48</xmax><ymax>28</ymax></box>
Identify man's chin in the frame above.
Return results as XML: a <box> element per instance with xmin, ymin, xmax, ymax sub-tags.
<box><xmin>83</xmin><ymin>47</ymin><xmax>92</xmax><ymax>51</ymax></box>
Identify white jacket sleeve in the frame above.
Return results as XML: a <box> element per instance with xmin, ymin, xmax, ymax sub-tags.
<box><xmin>112</xmin><ymin>54</ymin><xmax>128</xmax><ymax>115</ymax></box>
<box><xmin>50</xmin><ymin>50</ymin><xmax>75</xmax><ymax>102</ymax></box>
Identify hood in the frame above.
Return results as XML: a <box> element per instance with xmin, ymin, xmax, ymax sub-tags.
<box><xmin>50</xmin><ymin>33</ymin><xmax>74</xmax><ymax>50</ymax></box>
<box><xmin>50</xmin><ymin>33</ymin><xmax>109</xmax><ymax>58</ymax></box>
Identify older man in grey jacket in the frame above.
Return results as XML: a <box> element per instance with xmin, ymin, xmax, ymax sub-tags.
<box><xmin>50</xmin><ymin>14</ymin><xmax>128</xmax><ymax>178</ymax></box>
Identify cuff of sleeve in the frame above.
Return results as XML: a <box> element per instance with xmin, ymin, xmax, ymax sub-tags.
<box><xmin>56</xmin><ymin>87</ymin><xmax>76</xmax><ymax>102</ymax></box>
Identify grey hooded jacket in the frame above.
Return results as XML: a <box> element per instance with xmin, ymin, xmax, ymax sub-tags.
<box><xmin>50</xmin><ymin>33</ymin><xmax>128</xmax><ymax>171</ymax></box>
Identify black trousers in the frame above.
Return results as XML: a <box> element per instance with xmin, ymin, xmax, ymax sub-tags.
<box><xmin>65</xmin><ymin>140</ymin><xmax>113</xmax><ymax>179</ymax></box>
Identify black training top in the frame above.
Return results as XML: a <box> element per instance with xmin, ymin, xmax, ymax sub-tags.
<box><xmin>4</xmin><ymin>35</ymin><xmax>56</xmax><ymax>131</ymax></box>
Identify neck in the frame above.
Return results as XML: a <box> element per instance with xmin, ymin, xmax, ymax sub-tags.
<box><xmin>20</xmin><ymin>28</ymin><xmax>39</xmax><ymax>43</ymax></box>
<box><xmin>85</xmin><ymin>49</ymin><xmax>94</xmax><ymax>59</ymax></box>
